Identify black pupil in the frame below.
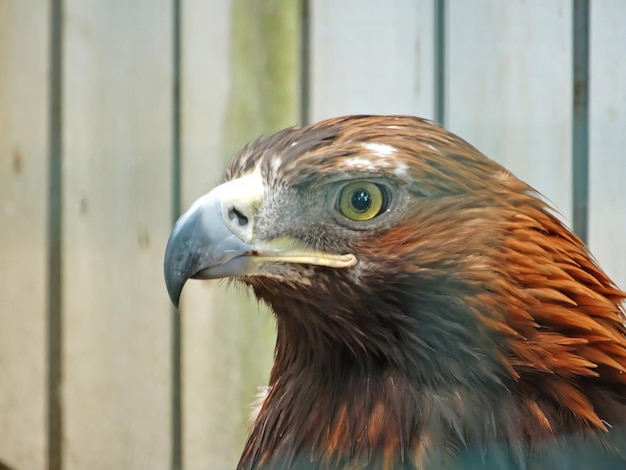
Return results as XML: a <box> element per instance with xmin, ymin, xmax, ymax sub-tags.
<box><xmin>351</xmin><ymin>189</ymin><xmax>371</xmax><ymax>212</ymax></box>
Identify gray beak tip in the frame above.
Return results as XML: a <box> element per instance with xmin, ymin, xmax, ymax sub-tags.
<box><xmin>164</xmin><ymin>249</ymin><xmax>186</xmax><ymax>309</ymax></box>
<box><xmin>165</xmin><ymin>275</ymin><xmax>183</xmax><ymax>309</ymax></box>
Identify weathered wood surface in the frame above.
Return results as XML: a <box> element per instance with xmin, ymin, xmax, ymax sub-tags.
<box><xmin>0</xmin><ymin>1</ymin><xmax>49</xmax><ymax>469</ymax></box>
<box><xmin>310</xmin><ymin>0</ymin><xmax>436</xmax><ymax>121</ymax></box>
<box><xmin>447</xmin><ymin>0</ymin><xmax>573</xmax><ymax>224</ymax></box>
<box><xmin>62</xmin><ymin>1</ymin><xmax>173</xmax><ymax>468</ymax></box>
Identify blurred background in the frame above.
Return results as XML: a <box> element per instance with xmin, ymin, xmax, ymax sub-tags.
<box><xmin>1</xmin><ymin>0</ymin><xmax>624</xmax><ymax>469</ymax></box>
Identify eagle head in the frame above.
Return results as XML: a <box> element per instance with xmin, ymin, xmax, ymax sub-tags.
<box><xmin>164</xmin><ymin>116</ymin><xmax>626</xmax><ymax>469</ymax></box>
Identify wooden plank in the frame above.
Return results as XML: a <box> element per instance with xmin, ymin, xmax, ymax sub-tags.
<box><xmin>62</xmin><ymin>1</ymin><xmax>173</xmax><ymax>468</ymax></box>
<box><xmin>310</xmin><ymin>0</ymin><xmax>436</xmax><ymax>121</ymax></box>
<box><xmin>179</xmin><ymin>0</ymin><xmax>300</xmax><ymax>467</ymax></box>
<box><xmin>179</xmin><ymin>3</ymin><xmax>242</xmax><ymax>467</ymax></box>
<box><xmin>588</xmin><ymin>0</ymin><xmax>626</xmax><ymax>290</ymax></box>
<box><xmin>447</xmin><ymin>0</ymin><xmax>573</xmax><ymax>223</ymax></box>
<box><xmin>0</xmin><ymin>2</ymin><xmax>49</xmax><ymax>469</ymax></box>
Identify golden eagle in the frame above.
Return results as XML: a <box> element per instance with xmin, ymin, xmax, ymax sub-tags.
<box><xmin>164</xmin><ymin>116</ymin><xmax>626</xmax><ymax>469</ymax></box>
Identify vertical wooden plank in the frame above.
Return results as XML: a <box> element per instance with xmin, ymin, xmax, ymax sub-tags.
<box><xmin>589</xmin><ymin>0</ymin><xmax>626</xmax><ymax>290</ymax></box>
<box><xmin>0</xmin><ymin>2</ymin><xmax>49</xmax><ymax>469</ymax></box>
<box><xmin>447</xmin><ymin>0</ymin><xmax>573</xmax><ymax>223</ymax></box>
<box><xmin>310</xmin><ymin>0</ymin><xmax>436</xmax><ymax>121</ymax></box>
<box><xmin>179</xmin><ymin>3</ymin><xmax>242</xmax><ymax>467</ymax></box>
<box><xmin>62</xmin><ymin>1</ymin><xmax>173</xmax><ymax>468</ymax></box>
<box><xmin>179</xmin><ymin>1</ymin><xmax>300</xmax><ymax>467</ymax></box>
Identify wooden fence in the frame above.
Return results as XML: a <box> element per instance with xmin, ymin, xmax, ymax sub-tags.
<box><xmin>0</xmin><ymin>1</ymin><xmax>624</xmax><ymax>469</ymax></box>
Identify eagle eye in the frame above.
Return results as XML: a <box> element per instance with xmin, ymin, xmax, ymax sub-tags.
<box><xmin>337</xmin><ymin>181</ymin><xmax>388</xmax><ymax>221</ymax></box>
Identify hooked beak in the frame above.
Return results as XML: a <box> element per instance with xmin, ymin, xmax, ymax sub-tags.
<box><xmin>163</xmin><ymin>171</ymin><xmax>356</xmax><ymax>307</ymax></box>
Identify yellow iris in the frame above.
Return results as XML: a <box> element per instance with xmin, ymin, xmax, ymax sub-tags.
<box><xmin>338</xmin><ymin>181</ymin><xmax>384</xmax><ymax>221</ymax></box>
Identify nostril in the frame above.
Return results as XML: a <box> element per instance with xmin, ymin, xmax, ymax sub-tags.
<box><xmin>228</xmin><ymin>206</ymin><xmax>249</xmax><ymax>227</ymax></box>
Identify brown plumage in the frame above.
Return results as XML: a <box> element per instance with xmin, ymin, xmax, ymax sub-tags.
<box><xmin>164</xmin><ymin>116</ymin><xmax>626</xmax><ymax>469</ymax></box>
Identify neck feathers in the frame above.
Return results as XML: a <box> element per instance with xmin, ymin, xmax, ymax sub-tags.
<box><xmin>239</xmin><ymin>369</ymin><xmax>418</xmax><ymax>469</ymax></box>
<box><xmin>240</xmin><ymin>365</ymin><xmax>626</xmax><ymax>469</ymax></box>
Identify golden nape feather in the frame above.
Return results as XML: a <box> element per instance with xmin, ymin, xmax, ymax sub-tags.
<box><xmin>164</xmin><ymin>115</ymin><xmax>626</xmax><ymax>469</ymax></box>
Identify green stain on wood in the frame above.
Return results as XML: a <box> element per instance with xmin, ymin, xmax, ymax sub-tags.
<box><xmin>224</xmin><ymin>0</ymin><xmax>301</xmax><ymax>156</ymax></box>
